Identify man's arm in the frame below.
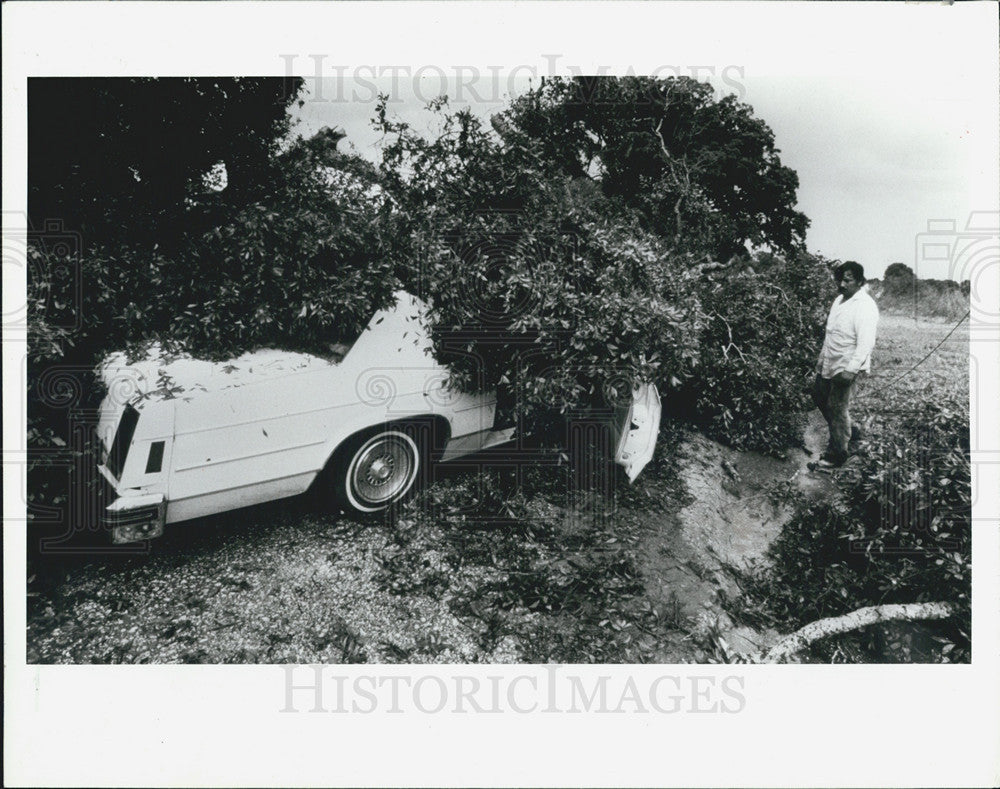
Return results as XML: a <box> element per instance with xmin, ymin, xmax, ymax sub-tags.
<box><xmin>845</xmin><ymin>299</ymin><xmax>879</xmax><ymax>375</ymax></box>
<box><xmin>816</xmin><ymin>298</ymin><xmax>838</xmax><ymax>376</ymax></box>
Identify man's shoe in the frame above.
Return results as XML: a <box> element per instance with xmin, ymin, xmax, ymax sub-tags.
<box><xmin>812</xmin><ymin>453</ymin><xmax>847</xmax><ymax>470</ymax></box>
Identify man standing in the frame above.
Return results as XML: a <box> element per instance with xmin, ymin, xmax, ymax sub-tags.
<box><xmin>812</xmin><ymin>260</ymin><xmax>879</xmax><ymax>468</ymax></box>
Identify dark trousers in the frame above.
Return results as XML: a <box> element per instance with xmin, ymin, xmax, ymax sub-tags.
<box><xmin>812</xmin><ymin>374</ymin><xmax>860</xmax><ymax>461</ymax></box>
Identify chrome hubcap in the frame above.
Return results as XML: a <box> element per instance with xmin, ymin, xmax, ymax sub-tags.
<box><xmin>351</xmin><ymin>435</ymin><xmax>416</xmax><ymax>506</ymax></box>
<box><xmin>366</xmin><ymin>456</ymin><xmax>394</xmax><ymax>485</ymax></box>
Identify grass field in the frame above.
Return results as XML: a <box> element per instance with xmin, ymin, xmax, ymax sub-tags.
<box><xmin>854</xmin><ymin>312</ymin><xmax>969</xmax><ymax>432</ymax></box>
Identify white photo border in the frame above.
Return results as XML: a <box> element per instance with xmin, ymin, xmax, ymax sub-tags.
<box><xmin>4</xmin><ymin>2</ymin><xmax>999</xmax><ymax>787</ymax></box>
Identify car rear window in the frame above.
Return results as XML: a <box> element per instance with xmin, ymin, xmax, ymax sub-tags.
<box><xmin>106</xmin><ymin>403</ymin><xmax>139</xmax><ymax>479</ymax></box>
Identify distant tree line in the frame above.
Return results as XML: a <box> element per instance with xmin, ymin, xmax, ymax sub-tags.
<box><xmin>870</xmin><ymin>263</ymin><xmax>969</xmax><ymax>320</ymax></box>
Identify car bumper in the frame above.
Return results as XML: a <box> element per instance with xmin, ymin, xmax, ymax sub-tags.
<box><xmin>100</xmin><ymin>491</ymin><xmax>166</xmax><ymax>544</ymax></box>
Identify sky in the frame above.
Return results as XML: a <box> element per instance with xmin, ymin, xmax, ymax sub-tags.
<box><xmin>290</xmin><ymin>64</ymin><xmax>997</xmax><ymax>282</ymax></box>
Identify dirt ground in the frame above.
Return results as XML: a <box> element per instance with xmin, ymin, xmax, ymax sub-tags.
<box><xmin>25</xmin><ymin>412</ymin><xmax>835</xmax><ymax>664</ymax></box>
<box><xmin>633</xmin><ymin>410</ymin><xmax>838</xmax><ymax>659</ymax></box>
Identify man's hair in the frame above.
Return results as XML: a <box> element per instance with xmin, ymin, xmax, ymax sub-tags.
<box><xmin>835</xmin><ymin>260</ymin><xmax>865</xmax><ymax>283</ymax></box>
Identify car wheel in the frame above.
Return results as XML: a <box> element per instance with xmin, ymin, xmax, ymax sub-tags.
<box><xmin>339</xmin><ymin>428</ymin><xmax>423</xmax><ymax>515</ymax></box>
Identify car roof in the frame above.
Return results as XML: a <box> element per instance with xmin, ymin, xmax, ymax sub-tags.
<box><xmin>99</xmin><ymin>345</ymin><xmax>340</xmax><ymax>405</ymax></box>
<box><xmin>98</xmin><ymin>291</ymin><xmax>427</xmax><ymax>406</ymax></box>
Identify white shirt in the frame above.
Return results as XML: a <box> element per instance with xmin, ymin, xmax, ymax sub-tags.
<box><xmin>818</xmin><ymin>286</ymin><xmax>879</xmax><ymax>378</ymax></box>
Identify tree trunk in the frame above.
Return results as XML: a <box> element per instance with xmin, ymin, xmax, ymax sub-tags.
<box><xmin>762</xmin><ymin>602</ymin><xmax>960</xmax><ymax>663</ymax></box>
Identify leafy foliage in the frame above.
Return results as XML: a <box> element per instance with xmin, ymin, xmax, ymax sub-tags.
<box><xmin>374</xmin><ymin>468</ymin><xmax>678</xmax><ymax>663</ymax></box>
<box><xmin>108</xmin><ymin>136</ymin><xmax>397</xmax><ymax>360</ymax></box>
<box><xmin>375</xmin><ymin>99</ymin><xmax>704</xmax><ymax>430</ymax></box>
<box><xmin>373</xmin><ymin>84</ymin><xmax>826</xmax><ymax>452</ymax></box>
<box><xmin>26</xmin><ymin>252</ymin><xmax>86</xmax><ymax>532</ymax></box>
<box><xmin>493</xmin><ymin>76</ymin><xmax>810</xmax><ymax>258</ymax></box>
<box><xmin>726</xmin><ymin>393</ymin><xmax>971</xmax><ymax>661</ymax></box>
<box><xmin>674</xmin><ymin>251</ymin><xmax>838</xmax><ymax>453</ymax></box>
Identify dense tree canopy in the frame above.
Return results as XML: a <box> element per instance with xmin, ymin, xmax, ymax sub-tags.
<box><xmin>492</xmin><ymin>76</ymin><xmax>810</xmax><ymax>259</ymax></box>
<box><xmin>28</xmin><ymin>77</ymin><xmax>303</xmax><ymax>245</ymax></box>
<box><xmin>373</xmin><ymin>97</ymin><xmax>829</xmax><ymax>448</ymax></box>
<box><xmin>374</xmin><ymin>101</ymin><xmax>704</xmax><ymax>428</ymax></box>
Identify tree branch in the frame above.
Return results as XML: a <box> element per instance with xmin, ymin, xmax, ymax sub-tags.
<box><xmin>762</xmin><ymin>602</ymin><xmax>960</xmax><ymax>663</ymax></box>
<box><xmin>654</xmin><ymin>118</ymin><xmax>690</xmax><ymax>242</ymax></box>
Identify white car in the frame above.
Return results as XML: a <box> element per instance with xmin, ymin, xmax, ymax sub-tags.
<box><xmin>95</xmin><ymin>292</ymin><xmax>661</xmax><ymax>543</ymax></box>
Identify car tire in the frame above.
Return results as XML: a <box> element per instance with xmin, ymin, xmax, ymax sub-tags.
<box><xmin>329</xmin><ymin>424</ymin><xmax>428</xmax><ymax>517</ymax></box>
